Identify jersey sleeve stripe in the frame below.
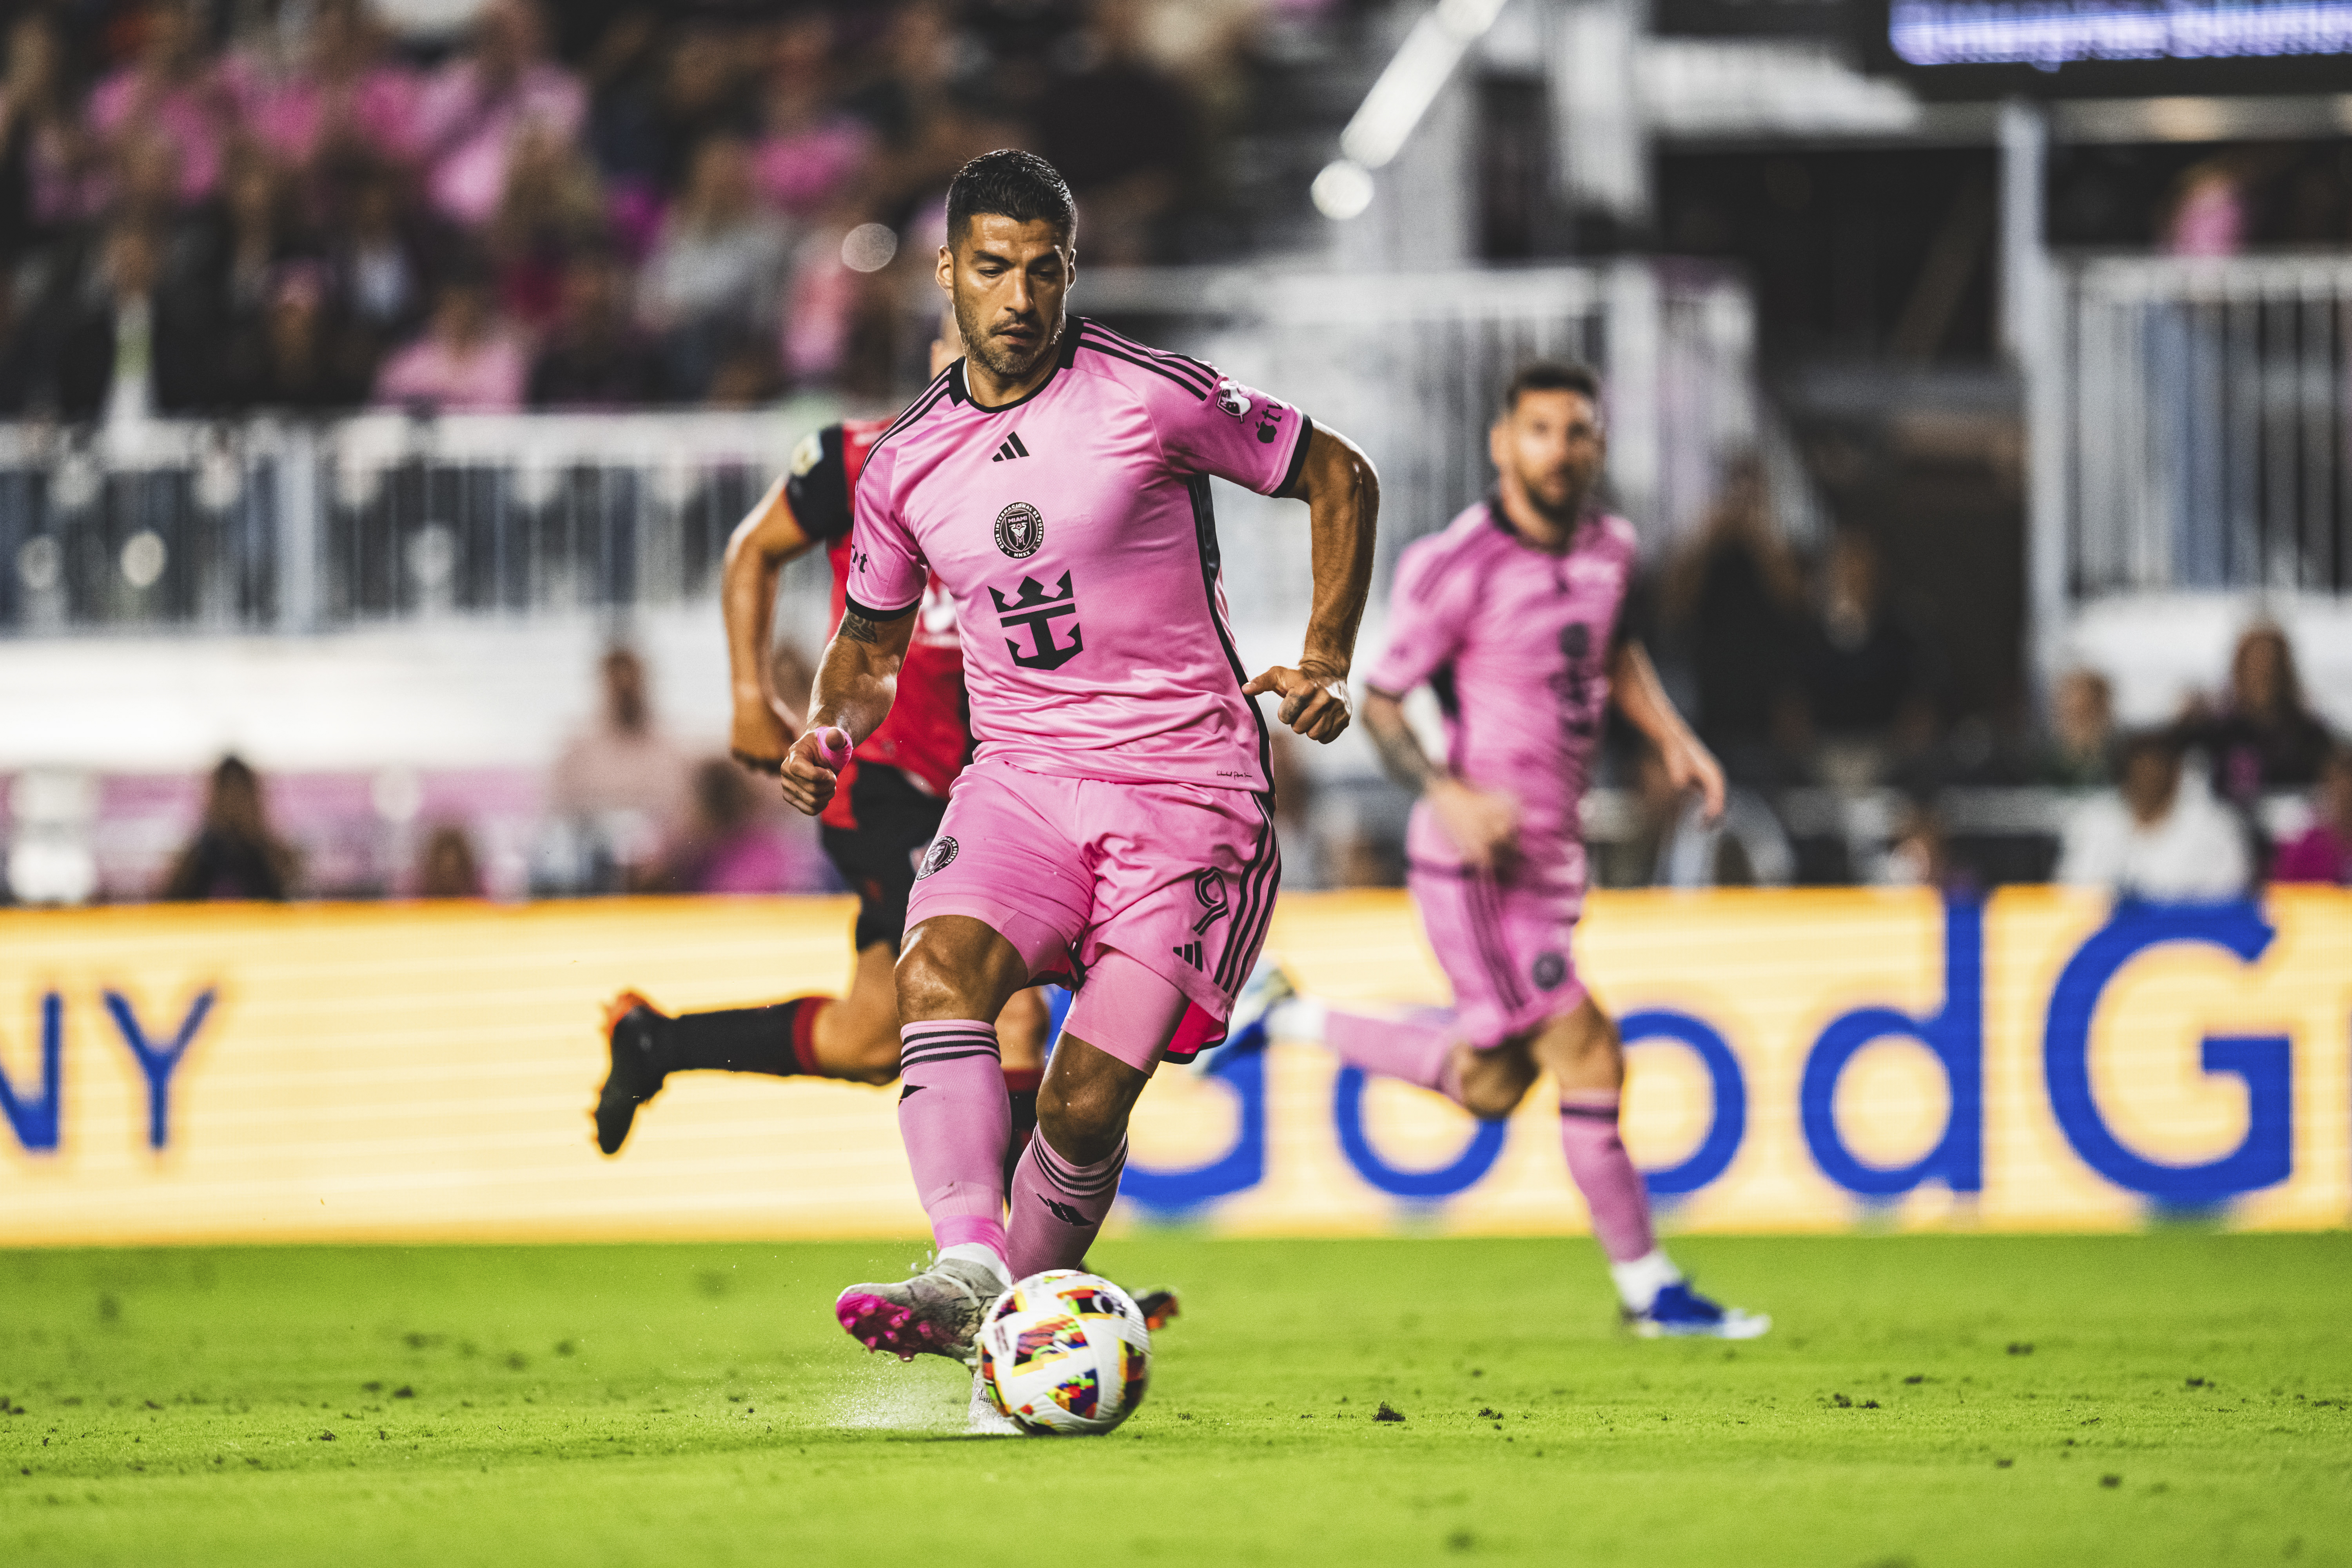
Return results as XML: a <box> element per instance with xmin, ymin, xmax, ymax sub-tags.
<box><xmin>1076</xmin><ymin>336</ymin><xmax>1216</xmax><ymax>398</ymax></box>
<box><xmin>843</xmin><ymin>591</ymin><xmax>920</xmax><ymax>622</ymax></box>
<box><xmin>1275</xmin><ymin>412</ymin><xmax>1315</xmax><ymax>497</ymax></box>
<box><xmin>869</xmin><ymin>371</ymin><xmax>958</xmax><ymax>454</ymax></box>
<box><xmin>1077</xmin><ymin>322</ymin><xmax>1217</xmax><ymax>394</ymax></box>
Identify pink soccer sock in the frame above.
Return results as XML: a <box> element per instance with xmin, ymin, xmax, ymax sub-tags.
<box><xmin>1007</xmin><ymin>1134</ymin><xmax>1127</xmax><ymax>1280</ymax></box>
<box><xmin>1327</xmin><ymin>1007</ymin><xmax>1466</xmax><ymax>1105</ymax></box>
<box><xmin>1559</xmin><ymin>1091</ymin><xmax>1656</xmax><ymax>1264</ymax></box>
<box><xmin>897</xmin><ymin>1020</ymin><xmax>1012</xmax><ymax>1262</ymax></box>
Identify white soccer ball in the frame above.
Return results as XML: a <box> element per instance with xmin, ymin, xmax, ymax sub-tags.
<box><xmin>976</xmin><ymin>1269</ymin><xmax>1152</xmax><ymax>1436</ymax></box>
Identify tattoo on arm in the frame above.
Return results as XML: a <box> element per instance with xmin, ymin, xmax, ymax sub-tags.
<box><xmin>1367</xmin><ymin>700</ymin><xmax>1436</xmax><ymax>793</ymax></box>
<box><xmin>840</xmin><ymin>611</ymin><xmax>881</xmax><ymax>645</ymax></box>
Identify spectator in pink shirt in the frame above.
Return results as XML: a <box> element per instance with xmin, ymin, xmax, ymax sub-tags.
<box><xmin>412</xmin><ymin>0</ymin><xmax>586</xmax><ymax>229</ymax></box>
<box><xmin>666</xmin><ymin>759</ymin><xmax>801</xmax><ymax>895</ymax></box>
<box><xmin>2272</xmin><ymin>746</ymin><xmax>2352</xmax><ymax>886</ymax></box>
<box><xmin>87</xmin><ymin>0</ymin><xmax>235</xmax><ymax>207</ymax></box>
<box><xmin>1</xmin><ymin>12</ymin><xmax>107</xmax><ymax>245</ymax></box>
<box><xmin>234</xmin><ymin>0</ymin><xmax>422</xmax><ymax>174</ymax></box>
<box><xmin>372</xmin><ymin>274</ymin><xmax>528</xmax><ymax>412</ymax></box>
<box><xmin>751</xmin><ymin>14</ymin><xmax>870</xmax><ymax>218</ymax></box>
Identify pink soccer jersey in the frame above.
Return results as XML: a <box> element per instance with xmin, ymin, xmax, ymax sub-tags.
<box><xmin>1367</xmin><ymin>499</ymin><xmax>1641</xmax><ymax>899</ymax></box>
<box><xmin>846</xmin><ymin>319</ymin><xmax>1310</xmax><ymax>793</ymax></box>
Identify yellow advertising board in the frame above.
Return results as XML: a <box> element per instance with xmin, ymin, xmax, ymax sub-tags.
<box><xmin>1</xmin><ymin>888</ymin><xmax>2346</xmax><ymax>1246</ymax></box>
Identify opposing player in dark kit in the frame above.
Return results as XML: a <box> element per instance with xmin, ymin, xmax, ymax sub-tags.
<box><xmin>1220</xmin><ymin>362</ymin><xmax>1768</xmax><ymax>1339</ymax></box>
<box><xmin>590</xmin><ymin>325</ymin><xmax>1049</xmax><ymax>1172</ymax></box>
<box><xmin>777</xmin><ymin>152</ymin><xmax>1378</xmax><ymax>1387</ymax></box>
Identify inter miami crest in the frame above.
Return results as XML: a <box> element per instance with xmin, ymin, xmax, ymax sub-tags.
<box><xmin>916</xmin><ymin>836</ymin><xmax>959</xmax><ymax>879</ymax></box>
<box><xmin>1532</xmin><ymin>950</ymin><xmax>1568</xmax><ymax>991</ymax></box>
<box><xmin>994</xmin><ymin>502</ymin><xmax>1044</xmax><ymax>559</ymax></box>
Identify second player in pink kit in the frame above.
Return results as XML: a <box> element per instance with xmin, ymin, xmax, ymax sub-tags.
<box><xmin>779</xmin><ymin>151</ymin><xmax>1377</xmax><ymax>1385</ymax></box>
<box><xmin>1225</xmin><ymin>362</ymin><xmax>1769</xmax><ymax>1338</ymax></box>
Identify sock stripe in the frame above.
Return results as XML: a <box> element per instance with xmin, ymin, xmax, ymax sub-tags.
<box><xmin>901</xmin><ymin>1047</ymin><xmax>1002</xmax><ymax>1072</ymax></box>
<box><xmin>902</xmin><ymin>1045</ymin><xmax>1002</xmax><ymax>1064</ymax></box>
<box><xmin>900</xmin><ymin>1021</ymin><xmax>1003</xmax><ymax>1074</ymax></box>
<box><xmin>1032</xmin><ymin>1137</ymin><xmax>1127</xmax><ymax>1198</ymax></box>
<box><xmin>1560</xmin><ymin>1103</ymin><xmax>1620</xmax><ymax>1122</ymax></box>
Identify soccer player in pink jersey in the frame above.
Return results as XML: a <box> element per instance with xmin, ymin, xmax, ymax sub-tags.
<box><xmin>775</xmin><ymin>151</ymin><xmax>1379</xmax><ymax>1389</ymax></box>
<box><xmin>1222</xmin><ymin>362</ymin><xmax>1769</xmax><ymax>1339</ymax></box>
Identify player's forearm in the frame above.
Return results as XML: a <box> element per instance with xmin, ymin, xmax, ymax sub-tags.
<box><xmin>722</xmin><ymin>546</ymin><xmax>785</xmax><ymax>715</ymax></box>
<box><xmin>720</xmin><ymin>479</ymin><xmax>802</xmax><ymax>712</ymax></box>
<box><xmin>808</xmin><ymin>611</ymin><xmax>908</xmax><ymax>743</ymax></box>
<box><xmin>1611</xmin><ymin>640</ymin><xmax>1695</xmax><ymax>752</ymax></box>
<box><xmin>1364</xmin><ymin>690</ymin><xmax>1440</xmax><ymax>795</ymax></box>
<box><xmin>1294</xmin><ymin>426</ymin><xmax>1379</xmax><ymax>677</ymax></box>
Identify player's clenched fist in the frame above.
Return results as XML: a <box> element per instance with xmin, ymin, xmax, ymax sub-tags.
<box><xmin>1243</xmin><ymin>664</ymin><xmax>1352</xmax><ymax>743</ymax></box>
<box><xmin>779</xmin><ymin>724</ymin><xmax>853</xmax><ymax>816</ymax></box>
<box><xmin>1428</xmin><ymin>777</ymin><xmax>1522</xmax><ymax>871</ymax></box>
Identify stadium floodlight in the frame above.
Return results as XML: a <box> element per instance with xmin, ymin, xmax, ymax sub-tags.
<box><xmin>1317</xmin><ymin>0</ymin><xmax>1512</xmax><ymax>219</ymax></box>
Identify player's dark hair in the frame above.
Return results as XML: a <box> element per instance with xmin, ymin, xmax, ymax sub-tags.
<box><xmin>946</xmin><ymin>149</ymin><xmax>1077</xmax><ymax>246</ymax></box>
<box><xmin>1502</xmin><ymin>360</ymin><xmax>1602</xmax><ymax>414</ymax></box>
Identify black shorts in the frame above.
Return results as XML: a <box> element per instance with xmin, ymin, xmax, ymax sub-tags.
<box><xmin>820</xmin><ymin>764</ymin><xmax>951</xmax><ymax>953</ymax></box>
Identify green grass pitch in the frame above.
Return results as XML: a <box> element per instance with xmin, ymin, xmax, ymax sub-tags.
<box><xmin>2</xmin><ymin>1232</ymin><xmax>2348</xmax><ymax>1566</ymax></box>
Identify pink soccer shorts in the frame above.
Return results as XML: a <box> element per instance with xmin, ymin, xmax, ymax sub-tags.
<box><xmin>1406</xmin><ymin>853</ymin><xmax>1588</xmax><ymax>1050</ymax></box>
<box><xmin>903</xmin><ymin>758</ymin><xmax>1279</xmax><ymax>1067</ymax></box>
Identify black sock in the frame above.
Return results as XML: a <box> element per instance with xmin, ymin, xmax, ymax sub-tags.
<box><xmin>1002</xmin><ymin>1069</ymin><xmax>1042</xmax><ymax>1195</ymax></box>
<box><xmin>661</xmin><ymin>999</ymin><xmax>820</xmax><ymax>1077</ymax></box>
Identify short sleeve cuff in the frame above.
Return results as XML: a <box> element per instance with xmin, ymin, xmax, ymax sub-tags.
<box><xmin>843</xmin><ymin>592</ymin><xmax>919</xmax><ymax>622</ymax></box>
<box><xmin>1270</xmin><ymin>413</ymin><xmax>1315</xmax><ymax>498</ymax></box>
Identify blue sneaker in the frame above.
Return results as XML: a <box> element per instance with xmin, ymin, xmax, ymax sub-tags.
<box><xmin>1629</xmin><ymin>1281</ymin><xmax>1771</xmax><ymax>1339</ymax></box>
<box><xmin>1190</xmin><ymin>958</ymin><xmax>1293</xmax><ymax>1075</ymax></box>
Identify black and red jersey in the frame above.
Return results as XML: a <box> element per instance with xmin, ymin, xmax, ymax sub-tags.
<box><xmin>784</xmin><ymin>417</ymin><xmax>971</xmax><ymax>831</ymax></box>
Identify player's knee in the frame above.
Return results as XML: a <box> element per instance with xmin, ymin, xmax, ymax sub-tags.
<box><xmin>1458</xmin><ymin>1073</ymin><xmax>1527</xmax><ymax>1122</ymax></box>
<box><xmin>894</xmin><ymin>926</ymin><xmax>974</xmax><ymax>1021</ymax></box>
<box><xmin>1036</xmin><ymin>1074</ymin><xmax>1127</xmax><ymax>1166</ymax></box>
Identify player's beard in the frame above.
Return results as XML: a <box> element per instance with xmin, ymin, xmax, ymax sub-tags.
<box><xmin>955</xmin><ymin>294</ymin><xmax>1062</xmax><ymax>383</ymax></box>
<box><xmin>1517</xmin><ymin>464</ymin><xmax>1594</xmax><ymax>528</ymax></box>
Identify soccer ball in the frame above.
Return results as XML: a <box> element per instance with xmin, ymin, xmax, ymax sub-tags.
<box><xmin>975</xmin><ymin>1269</ymin><xmax>1151</xmax><ymax>1436</ymax></box>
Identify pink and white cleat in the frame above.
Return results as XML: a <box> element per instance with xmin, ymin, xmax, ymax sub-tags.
<box><xmin>835</xmin><ymin>1256</ymin><xmax>1008</xmax><ymax>1365</ymax></box>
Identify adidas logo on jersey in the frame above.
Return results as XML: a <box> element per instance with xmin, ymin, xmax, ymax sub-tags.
<box><xmin>1173</xmin><ymin>941</ymin><xmax>1203</xmax><ymax>970</ymax></box>
<box><xmin>991</xmin><ymin>432</ymin><xmax>1031</xmax><ymax>462</ymax></box>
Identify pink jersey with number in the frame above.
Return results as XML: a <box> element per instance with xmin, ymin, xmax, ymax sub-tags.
<box><xmin>1367</xmin><ymin>499</ymin><xmax>1640</xmax><ymax>897</ymax></box>
<box><xmin>847</xmin><ymin>318</ymin><xmax>1311</xmax><ymax>793</ymax></box>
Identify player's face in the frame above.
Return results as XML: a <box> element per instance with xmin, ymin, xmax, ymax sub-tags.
<box><xmin>938</xmin><ymin>215</ymin><xmax>1074</xmax><ymax>385</ymax></box>
<box><xmin>1491</xmin><ymin>389</ymin><xmax>1605</xmax><ymax>523</ymax></box>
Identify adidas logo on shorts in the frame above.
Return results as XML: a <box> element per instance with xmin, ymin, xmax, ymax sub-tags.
<box><xmin>1172</xmin><ymin>941</ymin><xmax>1203</xmax><ymax>969</ymax></box>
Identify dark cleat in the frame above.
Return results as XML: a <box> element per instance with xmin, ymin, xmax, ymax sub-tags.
<box><xmin>1134</xmin><ymin>1288</ymin><xmax>1181</xmax><ymax>1332</ymax></box>
<box><xmin>593</xmin><ymin>992</ymin><xmax>670</xmax><ymax>1156</ymax></box>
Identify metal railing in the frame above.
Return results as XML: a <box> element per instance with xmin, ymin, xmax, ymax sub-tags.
<box><xmin>2061</xmin><ymin>252</ymin><xmax>2352</xmax><ymax>599</ymax></box>
<box><xmin>0</xmin><ymin>410</ymin><xmax>829</xmax><ymax>635</ymax></box>
<box><xmin>0</xmin><ymin>262</ymin><xmax>1804</xmax><ymax>638</ymax></box>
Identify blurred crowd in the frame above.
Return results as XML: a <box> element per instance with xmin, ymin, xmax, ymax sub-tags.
<box><xmin>1634</xmin><ymin>458</ymin><xmax>2350</xmax><ymax>900</ymax></box>
<box><xmin>0</xmin><ymin>0</ymin><xmax>1306</xmax><ymax>420</ymax></box>
<box><xmin>149</xmin><ymin>641</ymin><xmax>837</xmax><ymax>903</ymax></box>
<box><xmin>33</xmin><ymin>598</ymin><xmax>2352</xmax><ymax>907</ymax></box>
